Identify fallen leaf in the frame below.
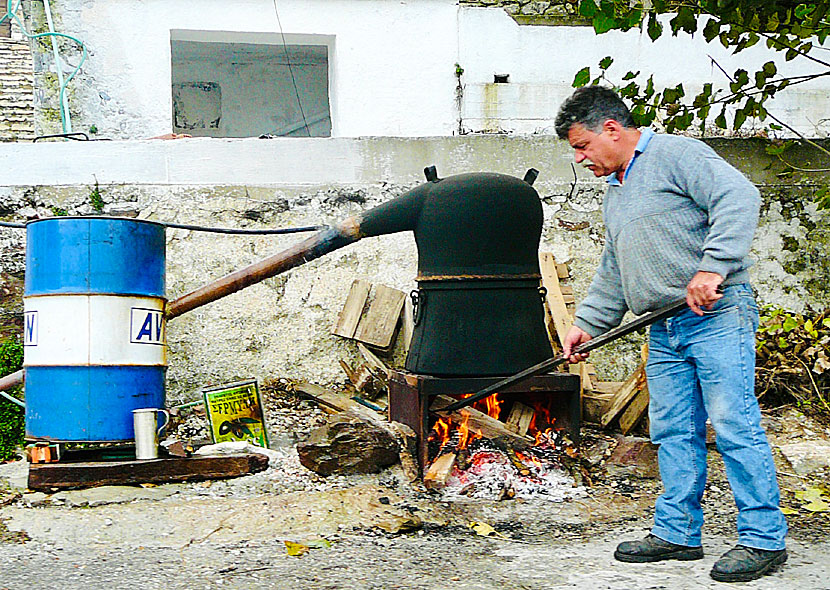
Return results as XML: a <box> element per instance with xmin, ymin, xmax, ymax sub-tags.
<box><xmin>803</xmin><ymin>500</ymin><xmax>830</xmax><ymax>513</ymax></box>
<box><xmin>284</xmin><ymin>541</ymin><xmax>309</xmax><ymax>556</ymax></box>
<box><xmin>780</xmin><ymin>507</ymin><xmax>799</xmax><ymax>515</ymax></box>
<box><xmin>469</xmin><ymin>521</ymin><xmax>508</xmax><ymax>539</ymax></box>
<box><xmin>305</xmin><ymin>539</ymin><xmax>332</xmax><ymax>549</ymax></box>
<box><xmin>795</xmin><ymin>487</ymin><xmax>827</xmax><ymax>503</ymax></box>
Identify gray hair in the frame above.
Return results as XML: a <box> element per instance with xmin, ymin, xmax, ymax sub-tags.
<box><xmin>554</xmin><ymin>86</ymin><xmax>636</xmax><ymax>139</ymax></box>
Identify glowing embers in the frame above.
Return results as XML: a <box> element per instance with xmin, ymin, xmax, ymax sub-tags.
<box><xmin>425</xmin><ymin>394</ymin><xmax>585</xmax><ymax>502</ymax></box>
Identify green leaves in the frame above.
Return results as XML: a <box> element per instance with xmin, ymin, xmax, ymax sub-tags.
<box><xmin>573</xmin><ymin>67</ymin><xmax>591</xmax><ymax>88</ymax></box>
<box><xmin>669</xmin><ymin>7</ymin><xmax>698</xmax><ymax>35</ymax></box>
<box><xmin>646</xmin><ymin>12</ymin><xmax>663</xmax><ymax>41</ymax></box>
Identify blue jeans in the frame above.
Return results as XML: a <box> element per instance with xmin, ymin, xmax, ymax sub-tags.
<box><xmin>647</xmin><ymin>284</ymin><xmax>787</xmax><ymax>551</ymax></box>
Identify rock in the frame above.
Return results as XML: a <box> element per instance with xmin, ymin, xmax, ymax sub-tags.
<box><xmin>605</xmin><ymin>435</ymin><xmax>660</xmax><ymax>479</ymax></box>
<box><xmin>51</xmin><ymin>485</ymin><xmax>178</xmax><ymax>507</ymax></box>
<box><xmin>21</xmin><ymin>491</ymin><xmax>48</xmax><ymax>506</ymax></box>
<box><xmin>297</xmin><ymin>408</ymin><xmax>400</xmax><ymax>476</ymax></box>
<box><xmin>778</xmin><ymin>442</ymin><xmax>830</xmax><ymax>476</ymax></box>
<box><xmin>0</xmin><ymin>459</ymin><xmax>28</xmax><ymax>490</ymax></box>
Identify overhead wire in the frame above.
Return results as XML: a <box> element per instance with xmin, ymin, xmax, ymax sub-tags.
<box><xmin>271</xmin><ymin>0</ymin><xmax>311</xmax><ymax>136</ymax></box>
<box><xmin>0</xmin><ymin>218</ymin><xmax>326</xmax><ymax>234</ymax></box>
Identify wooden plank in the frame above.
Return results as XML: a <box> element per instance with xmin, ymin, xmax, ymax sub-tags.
<box><xmin>431</xmin><ymin>395</ymin><xmax>533</xmax><ymax>449</ymax></box>
<box><xmin>585</xmin><ymin>363</ymin><xmax>598</xmax><ymax>387</ymax></box>
<box><xmin>619</xmin><ymin>382</ymin><xmax>650</xmax><ymax>435</ymax></box>
<box><xmin>541</xmin><ymin>296</ymin><xmax>560</xmax><ymax>353</ymax></box>
<box><xmin>294</xmin><ymin>381</ymin><xmax>365</xmax><ymax>414</ymax></box>
<box><xmin>600</xmin><ymin>365</ymin><xmax>645</xmax><ymax>428</ymax></box>
<box><xmin>423</xmin><ymin>452</ymin><xmax>456</xmax><ymax>490</ymax></box>
<box><xmin>582</xmin><ymin>391</ymin><xmax>614</xmax><ymax>424</ymax></box>
<box><xmin>332</xmin><ymin>279</ymin><xmax>371</xmax><ymax>338</ymax></box>
<box><xmin>354</xmin><ymin>284</ymin><xmax>406</xmax><ymax>350</ymax></box>
<box><xmin>357</xmin><ymin>342</ymin><xmax>391</xmax><ymax>379</ymax></box>
<box><xmin>556</xmin><ymin>263</ymin><xmax>570</xmax><ymax>280</ymax></box>
<box><xmin>504</xmin><ymin>402</ymin><xmax>534</xmax><ymax>436</ymax></box>
<box><xmin>28</xmin><ymin>454</ymin><xmax>269</xmax><ymax>491</ymax></box>
<box><xmin>339</xmin><ymin>359</ymin><xmax>358</xmax><ymax>384</ymax></box>
<box><xmin>619</xmin><ymin>343</ymin><xmax>650</xmax><ymax>434</ymax></box>
<box><xmin>594</xmin><ymin>381</ymin><xmax>624</xmax><ymax>395</ymax></box>
<box><xmin>539</xmin><ymin>252</ymin><xmax>572</xmax><ymax>346</ymax></box>
<box><xmin>402</xmin><ymin>296</ymin><xmax>415</xmax><ymax>353</ymax></box>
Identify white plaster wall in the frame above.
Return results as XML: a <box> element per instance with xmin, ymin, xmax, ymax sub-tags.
<box><xmin>32</xmin><ymin>2</ymin><xmax>830</xmax><ymax>139</ymax></box>
<box><xmin>63</xmin><ymin>0</ymin><xmax>460</xmax><ymax>138</ymax></box>
<box><xmin>457</xmin><ymin>8</ymin><xmax>830</xmax><ymax>137</ymax></box>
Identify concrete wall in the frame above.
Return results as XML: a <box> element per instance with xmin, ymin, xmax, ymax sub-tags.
<box><xmin>21</xmin><ymin>1</ymin><xmax>830</xmax><ymax>139</ymax></box>
<box><xmin>1</xmin><ymin>137</ymin><xmax>828</xmax><ymax>402</ymax></box>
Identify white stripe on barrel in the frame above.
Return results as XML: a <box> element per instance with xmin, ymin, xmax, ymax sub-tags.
<box><xmin>23</xmin><ymin>295</ymin><xmax>166</xmax><ymax>366</ymax></box>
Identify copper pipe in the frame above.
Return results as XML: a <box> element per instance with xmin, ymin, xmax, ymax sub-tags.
<box><xmin>0</xmin><ymin>369</ymin><xmax>24</xmax><ymax>394</ymax></box>
<box><xmin>166</xmin><ymin>219</ymin><xmax>361</xmax><ymax>320</ymax></box>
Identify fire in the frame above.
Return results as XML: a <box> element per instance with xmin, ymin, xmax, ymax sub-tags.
<box><xmin>427</xmin><ymin>412</ymin><xmax>483</xmax><ymax>455</ymax></box>
<box><xmin>482</xmin><ymin>394</ymin><xmax>502</xmax><ymax>420</ymax></box>
<box><xmin>428</xmin><ymin>392</ymin><xmax>562</xmax><ymax>459</ymax></box>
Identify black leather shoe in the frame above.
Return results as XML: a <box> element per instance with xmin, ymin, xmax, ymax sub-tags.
<box><xmin>614</xmin><ymin>534</ymin><xmax>704</xmax><ymax>563</ymax></box>
<box><xmin>710</xmin><ymin>545</ymin><xmax>787</xmax><ymax>582</ymax></box>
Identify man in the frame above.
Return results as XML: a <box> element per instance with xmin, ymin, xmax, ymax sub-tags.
<box><xmin>555</xmin><ymin>86</ymin><xmax>787</xmax><ymax>583</ymax></box>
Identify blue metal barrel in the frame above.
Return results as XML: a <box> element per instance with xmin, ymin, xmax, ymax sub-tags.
<box><xmin>23</xmin><ymin>217</ymin><xmax>167</xmax><ymax>441</ymax></box>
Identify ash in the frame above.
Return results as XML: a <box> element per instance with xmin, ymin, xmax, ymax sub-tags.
<box><xmin>439</xmin><ymin>445</ymin><xmax>586</xmax><ymax>503</ymax></box>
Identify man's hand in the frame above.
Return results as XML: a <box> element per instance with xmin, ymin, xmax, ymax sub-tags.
<box><xmin>562</xmin><ymin>325</ymin><xmax>592</xmax><ymax>363</ymax></box>
<box><xmin>686</xmin><ymin>271</ymin><xmax>724</xmax><ymax>316</ymax></box>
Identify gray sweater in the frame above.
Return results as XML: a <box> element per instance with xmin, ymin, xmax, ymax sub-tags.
<box><xmin>573</xmin><ymin>133</ymin><xmax>760</xmax><ymax>337</ymax></box>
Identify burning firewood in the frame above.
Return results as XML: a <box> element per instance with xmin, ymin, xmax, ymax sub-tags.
<box><xmin>504</xmin><ymin>402</ymin><xmax>534</xmax><ymax>436</ymax></box>
<box><xmin>423</xmin><ymin>452</ymin><xmax>456</xmax><ymax>490</ymax></box>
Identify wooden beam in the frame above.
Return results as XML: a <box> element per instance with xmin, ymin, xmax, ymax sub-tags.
<box><xmin>582</xmin><ymin>391</ymin><xmax>614</xmax><ymax>425</ymax></box>
<box><xmin>431</xmin><ymin>395</ymin><xmax>533</xmax><ymax>449</ymax></box>
<box><xmin>618</xmin><ymin>342</ymin><xmax>651</xmax><ymax>434</ymax></box>
<box><xmin>357</xmin><ymin>342</ymin><xmax>391</xmax><ymax>379</ymax></box>
<box><xmin>28</xmin><ymin>454</ymin><xmax>269</xmax><ymax>491</ymax></box>
<box><xmin>332</xmin><ymin>279</ymin><xmax>371</xmax><ymax>338</ymax></box>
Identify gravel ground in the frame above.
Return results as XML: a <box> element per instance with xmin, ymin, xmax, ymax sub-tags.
<box><xmin>0</xmin><ymin>387</ymin><xmax>828</xmax><ymax>589</ymax></box>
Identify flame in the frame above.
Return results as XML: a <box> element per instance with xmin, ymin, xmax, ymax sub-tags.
<box><xmin>483</xmin><ymin>394</ymin><xmax>502</xmax><ymax>420</ymax></box>
<box><xmin>429</xmin><ymin>393</ymin><xmax>565</xmax><ymax>464</ymax></box>
<box><xmin>515</xmin><ymin>450</ymin><xmax>543</xmax><ymax>469</ymax></box>
<box><xmin>528</xmin><ymin>404</ymin><xmax>553</xmax><ymax>434</ymax></box>
<box><xmin>428</xmin><ymin>412</ymin><xmax>482</xmax><ymax>454</ymax></box>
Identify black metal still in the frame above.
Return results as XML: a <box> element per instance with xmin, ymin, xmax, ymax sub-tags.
<box><xmin>359</xmin><ymin>169</ymin><xmax>553</xmax><ymax>376</ymax></box>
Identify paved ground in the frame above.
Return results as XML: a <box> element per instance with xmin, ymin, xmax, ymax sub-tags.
<box><xmin>0</xmin><ymin>456</ymin><xmax>828</xmax><ymax>590</ymax></box>
<box><xmin>0</xmin><ymin>403</ymin><xmax>827</xmax><ymax>590</ymax></box>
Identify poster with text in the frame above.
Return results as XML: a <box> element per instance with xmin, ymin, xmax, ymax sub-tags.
<box><xmin>203</xmin><ymin>380</ymin><xmax>269</xmax><ymax>448</ymax></box>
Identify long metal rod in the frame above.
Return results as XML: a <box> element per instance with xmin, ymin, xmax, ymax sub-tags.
<box><xmin>0</xmin><ymin>369</ymin><xmax>24</xmax><ymax>399</ymax></box>
<box><xmin>441</xmin><ymin>298</ymin><xmax>690</xmax><ymax>413</ymax></box>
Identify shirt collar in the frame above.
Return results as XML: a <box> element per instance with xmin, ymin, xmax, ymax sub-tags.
<box><xmin>606</xmin><ymin>128</ymin><xmax>655</xmax><ymax>186</ymax></box>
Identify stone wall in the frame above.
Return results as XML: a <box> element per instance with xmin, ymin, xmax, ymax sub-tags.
<box><xmin>459</xmin><ymin>0</ymin><xmax>582</xmax><ymax>24</ymax></box>
<box><xmin>0</xmin><ymin>36</ymin><xmax>35</xmax><ymax>142</ymax></box>
<box><xmin>0</xmin><ymin>136</ymin><xmax>828</xmax><ymax>403</ymax></box>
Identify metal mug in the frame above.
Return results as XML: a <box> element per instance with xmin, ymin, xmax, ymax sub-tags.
<box><xmin>132</xmin><ymin>408</ymin><xmax>170</xmax><ymax>460</ymax></box>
